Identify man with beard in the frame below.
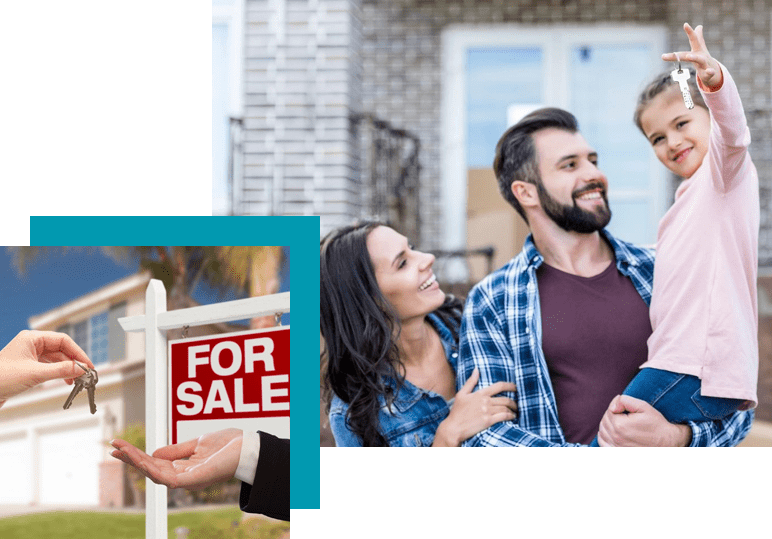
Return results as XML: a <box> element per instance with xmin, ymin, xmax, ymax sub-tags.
<box><xmin>456</xmin><ymin>107</ymin><xmax>752</xmax><ymax>446</ymax></box>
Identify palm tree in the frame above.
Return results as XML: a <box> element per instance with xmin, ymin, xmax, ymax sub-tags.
<box><xmin>210</xmin><ymin>246</ymin><xmax>284</xmax><ymax>328</ymax></box>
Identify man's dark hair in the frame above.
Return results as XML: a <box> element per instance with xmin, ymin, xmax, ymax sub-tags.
<box><xmin>492</xmin><ymin>107</ymin><xmax>579</xmax><ymax>223</ymax></box>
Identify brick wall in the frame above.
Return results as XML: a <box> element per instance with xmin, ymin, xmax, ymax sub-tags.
<box><xmin>242</xmin><ymin>0</ymin><xmax>363</xmax><ymax>233</ymax></box>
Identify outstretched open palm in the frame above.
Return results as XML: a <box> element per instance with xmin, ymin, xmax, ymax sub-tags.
<box><xmin>110</xmin><ymin>428</ymin><xmax>242</xmax><ymax>490</ymax></box>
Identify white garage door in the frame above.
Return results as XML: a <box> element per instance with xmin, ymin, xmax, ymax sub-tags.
<box><xmin>39</xmin><ymin>423</ymin><xmax>101</xmax><ymax>505</ymax></box>
<box><xmin>0</xmin><ymin>433</ymin><xmax>33</xmax><ymax>504</ymax></box>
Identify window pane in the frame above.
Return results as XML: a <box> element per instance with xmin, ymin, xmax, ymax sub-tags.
<box><xmin>90</xmin><ymin>312</ymin><xmax>109</xmax><ymax>366</ymax></box>
<box><xmin>72</xmin><ymin>321</ymin><xmax>88</xmax><ymax>354</ymax></box>
<box><xmin>466</xmin><ymin>48</ymin><xmax>543</xmax><ymax>168</ymax></box>
<box><xmin>569</xmin><ymin>44</ymin><xmax>654</xmax><ymax>192</ymax></box>
<box><xmin>569</xmin><ymin>43</ymin><xmax>661</xmax><ymax>246</ymax></box>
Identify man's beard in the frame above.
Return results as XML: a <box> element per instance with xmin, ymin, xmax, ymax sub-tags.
<box><xmin>536</xmin><ymin>181</ymin><xmax>611</xmax><ymax>233</ymax></box>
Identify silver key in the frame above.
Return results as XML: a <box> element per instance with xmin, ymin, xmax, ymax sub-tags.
<box><xmin>63</xmin><ymin>373</ymin><xmax>89</xmax><ymax>410</ymax></box>
<box><xmin>85</xmin><ymin>370</ymin><xmax>98</xmax><ymax>414</ymax></box>
<box><xmin>671</xmin><ymin>68</ymin><xmax>694</xmax><ymax>110</ymax></box>
<box><xmin>63</xmin><ymin>362</ymin><xmax>98</xmax><ymax>414</ymax></box>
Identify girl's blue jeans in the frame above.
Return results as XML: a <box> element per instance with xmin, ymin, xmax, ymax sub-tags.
<box><xmin>590</xmin><ymin>367</ymin><xmax>746</xmax><ymax>446</ymax></box>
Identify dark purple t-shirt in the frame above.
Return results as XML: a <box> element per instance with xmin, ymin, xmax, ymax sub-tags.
<box><xmin>537</xmin><ymin>260</ymin><xmax>652</xmax><ymax>444</ymax></box>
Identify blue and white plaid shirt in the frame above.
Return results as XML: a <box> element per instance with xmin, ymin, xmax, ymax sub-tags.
<box><xmin>458</xmin><ymin>229</ymin><xmax>753</xmax><ymax>447</ymax></box>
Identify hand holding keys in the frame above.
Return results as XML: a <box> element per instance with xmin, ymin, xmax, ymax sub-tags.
<box><xmin>63</xmin><ymin>360</ymin><xmax>98</xmax><ymax>414</ymax></box>
<box><xmin>663</xmin><ymin>23</ymin><xmax>723</xmax><ymax>108</ymax></box>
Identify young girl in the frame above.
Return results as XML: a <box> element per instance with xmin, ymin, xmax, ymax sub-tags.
<box><xmin>593</xmin><ymin>23</ymin><xmax>759</xmax><ymax>445</ymax></box>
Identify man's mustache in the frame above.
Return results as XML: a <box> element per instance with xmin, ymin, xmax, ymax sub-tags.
<box><xmin>573</xmin><ymin>183</ymin><xmax>607</xmax><ymax>199</ymax></box>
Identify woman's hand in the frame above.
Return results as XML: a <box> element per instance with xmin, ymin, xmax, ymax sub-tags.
<box><xmin>0</xmin><ymin>330</ymin><xmax>95</xmax><ymax>407</ymax></box>
<box><xmin>433</xmin><ymin>368</ymin><xmax>518</xmax><ymax>446</ymax></box>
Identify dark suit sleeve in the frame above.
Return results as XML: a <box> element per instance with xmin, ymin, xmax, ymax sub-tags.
<box><xmin>239</xmin><ymin>431</ymin><xmax>289</xmax><ymax>521</ymax></box>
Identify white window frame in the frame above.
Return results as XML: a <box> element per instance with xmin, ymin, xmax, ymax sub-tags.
<box><xmin>213</xmin><ymin>0</ymin><xmax>246</xmax><ymax>215</ymax></box>
<box><xmin>59</xmin><ymin>304</ymin><xmax>110</xmax><ymax>364</ymax></box>
<box><xmin>441</xmin><ymin>24</ymin><xmax>668</xmax><ymax>250</ymax></box>
<box><xmin>212</xmin><ymin>0</ymin><xmax>245</xmax><ymax>119</ymax></box>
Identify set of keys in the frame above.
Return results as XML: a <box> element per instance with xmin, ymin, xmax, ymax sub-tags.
<box><xmin>63</xmin><ymin>360</ymin><xmax>98</xmax><ymax>414</ymax></box>
<box><xmin>670</xmin><ymin>52</ymin><xmax>694</xmax><ymax>110</ymax></box>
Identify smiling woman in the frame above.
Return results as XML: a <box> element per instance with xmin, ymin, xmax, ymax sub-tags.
<box><xmin>366</xmin><ymin>226</ymin><xmax>447</xmax><ymax>325</ymax></box>
<box><xmin>320</xmin><ymin>222</ymin><xmax>518</xmax><ymax>447</ymax></box>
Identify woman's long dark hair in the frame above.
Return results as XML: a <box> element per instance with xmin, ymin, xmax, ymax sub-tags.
<box><xmin>320</xmin><ymin>221</ymin><xmax>462</xmax><ymax>446</ymax></box>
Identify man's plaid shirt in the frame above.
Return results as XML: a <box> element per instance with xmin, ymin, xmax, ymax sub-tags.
<box><xmin>458</xmin><ymin>230</ymin><xmax>753</xmax><ymax>447</ymax></box>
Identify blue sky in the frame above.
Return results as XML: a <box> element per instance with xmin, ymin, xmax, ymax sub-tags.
<box><xmin>1</xmin><ymin>248</ymin><xmax>135</xmax><ymax>346</ymax></box>
<box><xmin>1</xmin><ymin>247</ymin><xmax>291</xmax><ymax>348</ymax></box>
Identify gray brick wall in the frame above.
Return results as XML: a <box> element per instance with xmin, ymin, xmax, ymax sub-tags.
<box><xmin>242</xmin><ymin>0</ymin><xmax>363</xmax><ymax>232</ymax></box>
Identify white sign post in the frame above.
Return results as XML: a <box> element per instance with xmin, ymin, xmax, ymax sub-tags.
<box><xmin>119</xmin><ymin>279</ymin><xmax>290</xmax><ymax>539</ymax></box>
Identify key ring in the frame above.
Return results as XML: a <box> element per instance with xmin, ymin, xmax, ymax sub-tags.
<box><xmin>73</xmin><ymin>359</ymin><xmax>89</xmax><ymax>373</ymax></box>
<box><xmin>674</xmin><ymin>52</ymin><xmax>682</xmax><ymax>72</ymax></box>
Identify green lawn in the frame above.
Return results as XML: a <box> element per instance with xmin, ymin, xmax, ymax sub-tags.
<box><xmin>0</xmin><ymin>507</ymin><xmax>289</xmax><ymax>539</ymax></box>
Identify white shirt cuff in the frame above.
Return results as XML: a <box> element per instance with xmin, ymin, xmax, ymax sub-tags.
<box><xmin>234</xmin><ymin>430</ymin><xmax>261</xmax><ymax>485</ymax></box>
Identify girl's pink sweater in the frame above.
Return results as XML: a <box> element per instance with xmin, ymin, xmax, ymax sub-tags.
<box><xmin>642</xmin><ymin>64</ymin><xmax>760</xmax><ymax>406</ymax></box>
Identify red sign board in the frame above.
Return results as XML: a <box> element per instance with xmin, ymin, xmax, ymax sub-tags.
<box><xmin>168</xmin><ymin>326</ymin><xmax>290</xmax><ymax>444</ymax></box>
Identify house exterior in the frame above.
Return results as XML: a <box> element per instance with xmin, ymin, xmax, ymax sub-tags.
<box><xmin>0</xmin><ymin>272</ymin><xmax>249</xmax><ymax>508</ymax></box>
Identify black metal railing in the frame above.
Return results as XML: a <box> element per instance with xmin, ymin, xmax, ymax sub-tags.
<box><xmin>351</xmin><ymin>113</ymin><xmax>422</xmax><ymax>245</ymax></box>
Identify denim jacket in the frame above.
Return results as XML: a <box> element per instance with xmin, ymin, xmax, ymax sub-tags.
<box><xmin>329</xmin><ymin>312</ymin><xmax>459</xmax><ymax>447</ymax></box>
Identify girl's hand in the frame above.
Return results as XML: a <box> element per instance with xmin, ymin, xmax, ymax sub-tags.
<box><xmin>661</xmin><ymin>23</ymin><xmax>723</xmax><ymax>90</ymax></box>
<box><xmin>433</xmin><ymin>368</ymin><xmax>518</xmax><ymax>446</ymax></box>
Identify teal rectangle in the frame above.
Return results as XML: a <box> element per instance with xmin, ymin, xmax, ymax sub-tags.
<box><xmin>30</xmin><ymin>215</ymin><xmax>320</xmax><ymax>511</ymax></box>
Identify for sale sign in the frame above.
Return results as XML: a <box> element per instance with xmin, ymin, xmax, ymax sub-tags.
<box><xmin>168</xmin><ymin>326</ymin><xmax>290</xmax><ymax>445</ymax></box>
